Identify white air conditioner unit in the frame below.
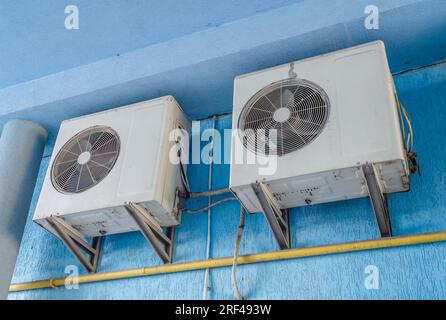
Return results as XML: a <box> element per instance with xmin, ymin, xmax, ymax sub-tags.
<box><xmin>230</xmin><ymin>41</ymin><xmax>410</xmax><ymax>213</ymax></box>
<box><xmin>34</xmin><ymin>96</ymin><xmax>191</xmax><ymax>238</ymax></box>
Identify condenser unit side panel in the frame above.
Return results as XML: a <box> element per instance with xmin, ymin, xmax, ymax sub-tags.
<box><xmin>150</xmin><ymin>97</ymin><xmax>191</xmax><ymax>226</ymax></box>
<box><xmin>116</xmin><ymin>102</ymin><xmax>167</xmax><ymax>201</ymax></box>
<box><xmin>333</xmin><ymin>46</ymin><xmax>406</xmax><ymax>163</ymax></box>
<box><xmin>162</xmin><ymin>101</ymin><xmax>191</xmax><ymax>214</ymax></box>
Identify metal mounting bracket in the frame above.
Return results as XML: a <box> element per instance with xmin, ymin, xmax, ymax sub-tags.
<box><xmin>252</xmin><ymin>182</ymin><xmax>291</xmax><ymax>249</ymax></box>
<box><xmin>362</xmin><ymin>163</ymin><xmax>393</xmax><ymax>238</ymax></box>
<box><xmin>47</xmin><ymin>216</ymin><xmax>103</xmax><ymax>273</ymax></box>
<box><xmin>125</xmin><ymin>202</ymin><xmax>175</xmax><ymax>264</ymax></box>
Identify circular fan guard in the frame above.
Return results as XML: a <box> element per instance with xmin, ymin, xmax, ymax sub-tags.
<box><xmin>51</xmin><ymin>126</ymin><xmax>120</xmax><ymax>194</ymax></box>
<box><xmin>238</xmin><ymin>79</ymin><xmax>330</xmax><ymax>156</ymax></box>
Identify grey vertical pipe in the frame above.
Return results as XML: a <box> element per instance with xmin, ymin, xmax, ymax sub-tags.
<box><xmin>0</xmin><ymin>120</ymin><xmax>47</xmax><ymax>299</ymax></box>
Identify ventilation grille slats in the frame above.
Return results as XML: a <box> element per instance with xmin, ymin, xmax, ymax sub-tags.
<box><xmin>238</xmin><ymin>79</ymin><xmax>330</xmax><ymax>156</ymax></box>
<box><xmin>51</xmin><ymin>126</ymin><xmax>120</xmax><ymax>194</ymax></box>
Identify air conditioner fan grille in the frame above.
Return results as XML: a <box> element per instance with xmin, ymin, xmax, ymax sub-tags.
<box><xmin>238</xmin><ymin>79</ymin><xmax>330</xmax><ymax>156</ymax></box>
<box><xmin>51</xmin><ymin>126</ymin><xmax>120</xmax><ymax>194</ymax></box>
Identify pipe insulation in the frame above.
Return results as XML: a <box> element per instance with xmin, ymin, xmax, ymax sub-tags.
<box><xmin>0</xmin><ymin>120</ymin><xmax>47</xmax><ymax>299</ymax></box>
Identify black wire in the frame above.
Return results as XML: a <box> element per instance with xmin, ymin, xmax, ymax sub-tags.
<box><xmin>179</xmin><ymin>159</ymin><xmax>191</xmax><ymax>194</ymax></box>
<box><xmin>183</xmin><ymin>197</ymin><xmax>237</xmax><ymax>214</ymax></box>
<box><xmin>189</xmin><ymin>188</ymin><xmax>231</xmax><ymax>198</ymax></box>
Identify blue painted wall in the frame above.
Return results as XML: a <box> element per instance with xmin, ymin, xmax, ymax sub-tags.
<box><xmin>2</xmin><ymin>0</ymin><xmax>446</xmax><ymax>299</ymax></box>
<box><xmin>8</xmin><ymin>61</ymin><xmax>446</xmax><ymax>299</ymax></box>
<box><xmin>0</xmin><ymin>0</ymin><xmax>302</xmax><ymax>89</ymax></box>
<box><xmin>1</xmin><ymin>0</ymin><xmax>445</xmax><ymax>130</ymax></box>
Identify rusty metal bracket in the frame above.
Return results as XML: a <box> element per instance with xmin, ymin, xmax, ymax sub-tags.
<box><xmin>125</xmin><ymin>202</ymin><xmax>175</xmax><ymax>264</ymax></box>
<box><xmin>362</xmin><ymin>163</ymin><xmax>393</xmax><ymax>238</ymax></box>
<box><xmin>252</xmin><ymin>181</ymin><xmax>291</xmax><ymax>249</ymax></box>
<box><xmin>47</xmin><ymin>216</ymin><xmax>103</xmax><ymax>273</ymax></box>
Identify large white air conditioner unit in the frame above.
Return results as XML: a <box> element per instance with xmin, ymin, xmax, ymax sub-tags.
<box><xmin>34</xmin><ymin>96</ymin><xmax>191</xmax><ymax>241</ymax></box>
<box><xmin>230</xmin><ymin>41</ymin><xmax>410</xmax><ymax>219</ymax></box>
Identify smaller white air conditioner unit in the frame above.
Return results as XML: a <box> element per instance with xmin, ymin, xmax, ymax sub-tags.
<box><xmin>230</xmin><ymin>41</ymin><xmax>410</xmax><ymax>217</ymax></box>
<box><xmin>34</xmin><ymin>96</ymin><xmax>191</xmax><ymax>240</ymax></box>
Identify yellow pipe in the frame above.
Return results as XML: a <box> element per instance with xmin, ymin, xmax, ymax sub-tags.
<box><xmin>9</xmin><ymin>231</ymin><xmax>446</xmax><ymax>293</ymax></box>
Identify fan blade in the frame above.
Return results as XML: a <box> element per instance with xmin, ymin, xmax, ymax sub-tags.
<box><xmin>91</xmin><ymin>137</ymin><xmax>118</xmax><ymax>155</ymax></box>
<box><xmin>61</xmin><ymin>164</ymin><xmax>81</xmax><ymax>192</ymax></box>
<box><xmin>77</xmin><ymin>164</ymin><xmax>96</xmax><ymax>192</ymax></box>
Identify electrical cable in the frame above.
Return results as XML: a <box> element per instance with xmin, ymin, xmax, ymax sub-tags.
<box><xmin>175</xmin><ymin>134</ymin><xmax>191</xmax><ymax>195</ymax></box>
<box><xmin>202</xmin><ymin>115</ymin><xmax>217</xmax><ymax>300</ymax></box>
<box><xmin>177</xmin><ymin>140</ymin><xmax>230</xmax><ymax>199</ymax></box>
<box><xmin>175</xmin><ymin>115</ymin><xmax>242</xmax><ymax>298</ymax></box>
<box><xmin>188</xmin><ymin>188</ymin><xmax>231</xmax><ymax>198</ymax></box>
<box><xmin>231</xmin><ymin>206</ymin><xmax>245</xmax><ymax>300</ymax></box>
<box><xmin>397</xmin><ymin>100</ymin><xmax>414</xmax><ymax>152</ymax></box>
<box><xmin>179</xmin><ymin>159</ymin><xmax>191</xmax><ymax>194</ymax></box>
<box><xmin>183</xmin><ymin>197</ymin><xmax>238</xmax><ymax>214</ymax></box>
<box><xmin>397</xmin><ymin>99</ymin><xmax>419</xmax><ymax>174</ymax></box>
